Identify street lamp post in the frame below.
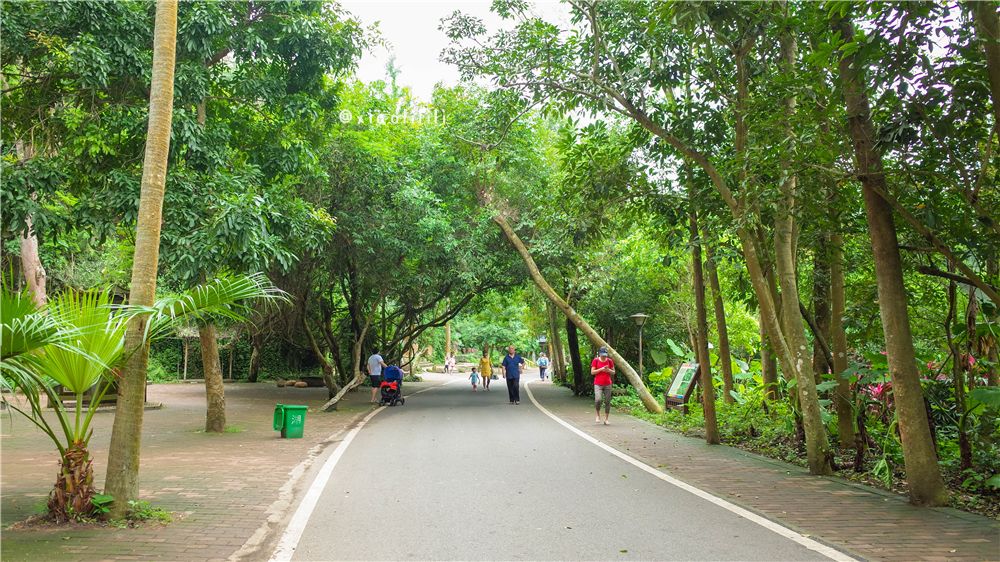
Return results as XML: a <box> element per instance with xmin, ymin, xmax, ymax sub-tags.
<box><xmin>630</xmin><ymin>313</ymin><xmax>649</xmax><ymax>379</ymax></box>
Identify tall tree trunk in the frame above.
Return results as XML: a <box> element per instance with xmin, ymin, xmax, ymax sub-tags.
<box><xmin>704</xmin><ymin>241</ymin><xmax>734</xmax><ymax>403</ymax></box>
<box><xmin>19</xmin><ymin>216</ymin><xmax>47</xmax><ymax>308</ymax></box>
<box><xmin>691</xmin><ymin>209</ymin><xmax>720</xmax><ymax>444</ymax></box>
<box><xmin>494</xmin><ymin>215</ymin><xmax>662</xmax><ymax>413</ymax></box>
<box><xmin>833</xmin><ymin>13</ymin><xmax>949</xmax><ymax>506</ymax></box>
<box><xmin>812</xmin><ymin>236</ymin><xmax>833</xmax><ymax>382</ymax></box>
<box><xmin>14</xmin><ymin>141</ymin><xmax>47</xmax><ymax>308</ymax></box>
<box><xmin>227</xmin><ymin>335</ymin><xmax>235</xmax><ymax>380</ymax></box>
<box><xmin>567</xmin><ymin>317</ymin><xmax>585</xmax><ymax>396</ymax></box>
<box><xmin>248</xmin><ymin>332</ymin><xmax>263</xmax><ymax>382</ymax></box>
<box><xmin>761</xmin><ymin>321</ymin><xmax>778</xmax><ymax>401</ymax></box>
<box><xmin>548</xmin><ymin>301</ymin><xmax>566</xmax><ymax>382</ymax></box>
<box><xmin>945</xmin><ymin>275</ymin><xmax>973</xmax><ymax>471</ymax></box>
<box><xmin>830</xmin><ymin>232</ymin><xmax>856</xmax><ymax>448</ymax></box>
<box><xmin>200</xmin><ymin>324</ymin><xmax>226</xmax><ymax>432</ymax></box>
<box><xmin>987</xmin><ymin>258</ymin><xmax>999</xmax><ymax>386</ymax></box>
<box><xmin>776</xmin><ymin>19</ymin><xmax>833</xmax><ymax>475</ymax></box>
<box><xmin>970</xmin><ymin>0</ymin><xmax>1000</xmax><ymax>126</ymax></box>
<box><xmin>966</xmin><ymin>287</ymin><xmax>979</xmax><ymax>390</ymax></box>
<box><xmin>182</xmin><ymin>337</ymin><xmax>189</xmax><ymax>380</ymax></box>
<box><xmin>320</xmin><ymin>302</ymin><xmax>348</xmax><ymax>386</ymax></box>
<box><xmin>444</xmin><ymin>319</ymin><xmax>452</xmax><ymax>362</ymax></box>
<box><xmin>104</xmin><ymin>0</ymin><xmax>178</xmax><ymax>520</ymax></box>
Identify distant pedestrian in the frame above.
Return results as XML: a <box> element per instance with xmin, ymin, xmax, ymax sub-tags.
<box><xmin>469</xmin><ymin>367</ymin><xmax>480</xmax><ymax>392</ymax></box>
<box><xmin>591</xmin><ymin>346</ymin><xmax>615</xmax><ymax>424</ymax></box>
<box><xmin>501</xmin><ymin>345</ymin><xmax>525</xmax><ymax>405</ymax></box>
<box><xmin>367</xmin><ymin>351</ymin><xmax>387</xmax><ymax>404</ymax></box>
<box><xmin>445</xmin><ymin>354</ymin><xmax>456</xmax><ymax>374</ymax></box>
<box><xmin>478</xmin><ymin>352</ymin><xmax>493</xmax><ymax>391</ymax></box>
<box><xmin>538</xmin><ymin>352</ymin><xmax>550</xmax><ymax>381</ymax></box>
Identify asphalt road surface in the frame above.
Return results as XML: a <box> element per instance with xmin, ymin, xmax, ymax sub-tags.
<box><xmin>286</xmin><ymin>378</ymin><xmax>842</xmax><ymax>561</ymax></box>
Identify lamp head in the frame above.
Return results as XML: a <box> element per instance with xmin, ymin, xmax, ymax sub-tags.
<box><xmin>630</xmin><ymin>313</ymin><xmax>649</xmax><ymax>327</ymax></box>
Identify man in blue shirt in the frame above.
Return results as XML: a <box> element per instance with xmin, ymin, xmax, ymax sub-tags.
<box><xmin>501</xmin><ymin>345</ymin><xmax>525</xmax><ymax>405</ymax></box>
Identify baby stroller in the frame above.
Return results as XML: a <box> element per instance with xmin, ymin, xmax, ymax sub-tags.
<box><xmin>379</xmin><ymin>365</ymin><xmax>405</xmax><ymax>406</ymax></box>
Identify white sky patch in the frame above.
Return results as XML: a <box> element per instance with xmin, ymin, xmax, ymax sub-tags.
<box><xmin>342</xmin><ymin>0</ymin><xmax>572</xmax><ymax>101</ymax></box>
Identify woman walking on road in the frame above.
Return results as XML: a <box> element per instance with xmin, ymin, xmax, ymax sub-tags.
<box><xmin>537</xmin><ymin>352</ymin><xmax>549</xmax><ymax>381</ymax></box>
<box><xmin>501</xmin><ymin>345</ymin><xmax>524</xmax><ymax>405</ymax></box>
<box><xmin>592</xmin><ymin>346</ymin><xmax>615</xmax><ymax>424</ymax></box>
<box><xmin>478</xmin><ymin>351</ymin><xmax>492</xmax><ymax>391</ymax></box>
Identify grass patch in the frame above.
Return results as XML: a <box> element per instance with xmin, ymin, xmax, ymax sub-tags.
<box><xmin>193</xmin><ymin>425</ymin><xmax>243</xmax><ymax>434</ymax></box>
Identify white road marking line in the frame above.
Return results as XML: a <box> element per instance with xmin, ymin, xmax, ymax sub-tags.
<box><xmin>268</xmin><ymin>381</ymin><xmax>442</xmax><ymax>562</ymax></box>
<box><xmin>523</xmin><ymin>381</ymin><xmax>858</xmax><ymax>562</ymax></box>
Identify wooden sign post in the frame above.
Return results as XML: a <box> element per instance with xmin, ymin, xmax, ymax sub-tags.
<box><xmin>665</xmin><ymin>362</ymin><xmax>699</xmax><ymax>413</ymax></box>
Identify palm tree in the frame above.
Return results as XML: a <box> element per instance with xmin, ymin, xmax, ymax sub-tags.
<box><xmin>1</xmin><ymin>273</ymin><xmax>284</xmax><ymax>522</ymax></box>
<box><xmin>104</xmin><ymin>0</ymin><xmax>178</xmax><ymax>519</ymax></box>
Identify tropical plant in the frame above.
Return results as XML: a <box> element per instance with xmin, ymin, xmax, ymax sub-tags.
<box><xmin>0</xmin><ymin>273</ymin><xmax>283</xmax><ymax>521</ymax></box>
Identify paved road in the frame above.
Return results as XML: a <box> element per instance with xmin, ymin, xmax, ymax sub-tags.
<box><xmin>287</xmin><ymin>378</ymin><xmax>839</xmax><ymax>561</ymax></box>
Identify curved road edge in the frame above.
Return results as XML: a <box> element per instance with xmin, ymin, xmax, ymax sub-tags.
<box><xmin>521</xmin><ymin>381</ymin><xmax>859</xmax><ymax>562</ymax></box>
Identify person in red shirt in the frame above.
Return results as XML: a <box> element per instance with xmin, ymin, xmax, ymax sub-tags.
<box><xmin>591</xmin><ymin>346</ymin><xmax>616</xmax><ymax>425</ymax></box>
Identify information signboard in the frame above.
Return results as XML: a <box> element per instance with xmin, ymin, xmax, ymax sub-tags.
<box><xmin>665</xmin><ymin>362</ymin><xmax>699</xmax><ymax>412</ymax></box>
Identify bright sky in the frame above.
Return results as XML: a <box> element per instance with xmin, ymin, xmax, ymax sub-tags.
<box><xmin>341</xmin><ymin>0</ymin><xmax>570</xmax><ymax>101</ymax></box>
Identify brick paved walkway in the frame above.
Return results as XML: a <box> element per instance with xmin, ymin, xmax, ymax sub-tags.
<box><xmin>527</xmin><ymin>381</ymin><xmax>1000</xmax><ymax>562</ymax></box>
<box><xmin>1</xmin><ymin>379</ymin><xmax>443</xmax><ymax>562</ymax></box>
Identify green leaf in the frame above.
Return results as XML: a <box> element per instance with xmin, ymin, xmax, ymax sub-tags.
<box><xmin>650</xmin><ymin>349</ymin><xmax>668</xmax><ymax>366</ymax></box>
<box><xmin>968</xmin><ymin>387</ymin><xmax>1000</xmax><ymax>412</ymax></box>
<box><xmin>815</xmin><ymin>380</ymin><xmax>840</xmax><ymax>393</ymax></box>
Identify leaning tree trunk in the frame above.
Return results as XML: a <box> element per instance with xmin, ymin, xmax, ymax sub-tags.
<box><xmin>200</xmin><ymin>323</ymin><xmax>226</xmax><ymax>433</ymax></box>
<box><xmin>104</xmin><ymin>0</ymin><xmax>178</xmax><ymax>520</ymax></box>
<box><xmin>494</xmin><ymin>215</ymin><xmax>663</xmax><ymax>413</ymax></box>
<box><xmin>830</xmin><ymin>232</ymin><xmax>857</xmax><ymax>448</ymax></box>
<box><xmin>705</xmin><ymin>241</ymin><xmax>734</xmax><ymax>403</ymax></box>
<box><xmin>690</xmin><ymin>208</ymin><xmax>720</xmax><ymax>444</ymax></box>
<box><xmin>834</xmin><ymin>13</ymin><xmax>949</xmax><ymax>506</ymax></box>
<box><xmin>567</xmin><ymin>317</ymin><xmax>585</xmax><ymax>396</ymax></box>
<box><xmin>303</xmin><ymin>313</ymin><xmax>341</xmax><ymax>399</ymax></box>
<box><xmin>613</xmin><ymin>10</ymin><xmax>833</xmax><ymax>470</ymax></box>
<box><xmin>320</xmin><ymin>319</ymin><xmax>372</xmax><ymax>411</ymax></box>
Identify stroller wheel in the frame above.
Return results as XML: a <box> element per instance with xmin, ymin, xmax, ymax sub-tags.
<box><xmin>400</xmin><ymin>398</ymin><xmax>405</xmax><ymax>405</ymax></box>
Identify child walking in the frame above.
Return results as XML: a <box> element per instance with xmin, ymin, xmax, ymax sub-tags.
<box><xmin>469</xmin><ymin>367</ymin><xmax>480</xmax><ymax>391</ymax></box>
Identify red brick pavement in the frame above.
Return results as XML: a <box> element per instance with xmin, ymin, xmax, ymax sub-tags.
<box><xmin>527</xmin><ymin>381</ymin><xmax>1000</xmax><ymax>562</ymax></box>
<box><xmin>1</xmin><ymin>379</ymin><xmax>442</xmax><ymax>561</ymax></box>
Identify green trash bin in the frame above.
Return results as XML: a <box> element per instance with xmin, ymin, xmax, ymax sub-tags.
<box><xmin>273</xmin><ymin>404</ymin><xmax>308</xmax><ymax>439</ymax></box>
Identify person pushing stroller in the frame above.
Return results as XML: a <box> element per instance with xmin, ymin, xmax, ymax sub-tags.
<box><xmin>379</xmin><ymin>364</ymin><xmax>405</xmax><ymax>406</ymax></box>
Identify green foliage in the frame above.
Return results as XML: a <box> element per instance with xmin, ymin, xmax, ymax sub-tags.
<box><xmin>124</xmin><ymin>500</ymin><xmax>171</xmax><ymax>525</ymax></box>
<box><xmin>647</xmin><ymin>366</ymin><xmax>673</xmax><ymax>396</ymax></box>
<box><xmin>90</xmin><ymin>494</ymin><xmax>114</xmax><ymax>517</ymax></box>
